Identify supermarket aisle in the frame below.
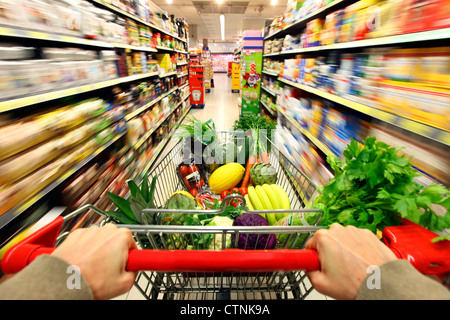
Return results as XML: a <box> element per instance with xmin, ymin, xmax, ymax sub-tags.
<box><xmin>158</xmin><ymin>73</ymin><xmax>240</xmax><ymax>159</ymax></box>
<box><xmin>189</xmin><ymin>72</ymin><xmax>240</xmax><ymax>130</ymax></box>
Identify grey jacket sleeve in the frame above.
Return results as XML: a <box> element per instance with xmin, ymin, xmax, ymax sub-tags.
<box><xmin>0</xmin><ymin>255</ymin><xmax>93</xmax><ymax>300</ymax></box>
<box><xmin>357</xmin><ymin>259</ymin><xmax>450</xmax><ymax>300</ymax></box>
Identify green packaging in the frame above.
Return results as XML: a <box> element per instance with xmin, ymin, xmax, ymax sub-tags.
<box><xmin>241</xmin><ymin>51</ymin><xmax>263</xmax><ymax>116</ymax></box>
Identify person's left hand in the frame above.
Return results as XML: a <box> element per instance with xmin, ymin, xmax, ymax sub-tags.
<box><xmin>52</xmin><ymin>223</ymin><xmax>137</xmax><ymax>300</ymax></box>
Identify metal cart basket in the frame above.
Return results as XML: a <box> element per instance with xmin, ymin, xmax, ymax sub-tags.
<box><xmin>130</xmin><ymin>131</ymin><xmax>324</xmax><ymax>300</ymax></box>
<box><xmin>2</xmin><ymin>131</ymin><xmax>325</xmax><ymax>300</ymax></box>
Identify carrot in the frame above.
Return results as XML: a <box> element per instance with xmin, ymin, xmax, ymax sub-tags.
<box><xmin>241</xmin><ymin>155</ymin><xmax>256</xmax><ymax>188</ymax></box>
<box><xmin>260</xmin><ymin>152</ymin><xmax>270</xmax><ymax>164</ymax></box>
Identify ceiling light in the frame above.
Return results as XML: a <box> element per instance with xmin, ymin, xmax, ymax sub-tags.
<box><xmin>217</xmin><ymin>0</ymin><xmax>223</xmax><ymax>3</ymax></box>
<box><xmin>166</xmin><ymin>0</ymin><xmax>173</xmax><ymax>4</ymax></box>
<box><xmin>271</xmin><ymin>0</ymin><xmax>278</xmax><ymax>5</ymax></box>
<box><xmin>220</xmin><ymin>14</ymin><xmax>225</xmax><ymax>41</ymax></box>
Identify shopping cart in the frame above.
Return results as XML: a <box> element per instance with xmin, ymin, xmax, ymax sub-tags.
<box><xmin>2</xmin><ymin>131</ymin><xmax>449</xmax><ymax>299</ymax></box>
<box><xmin>2</xmin><ymin>131</ymin><xmax>326</xmax><ymax>300</ymax></box>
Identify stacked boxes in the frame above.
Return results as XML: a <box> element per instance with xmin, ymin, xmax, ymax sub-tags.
<box><xmin>231</xmin><ymin>62</ymin><xmax>240</xmax><ymax>93</ymax></box>
<box><xmin>242</xmin><ymin>30</ymin><xmax>264</xmax><ymax>51</ymax></box>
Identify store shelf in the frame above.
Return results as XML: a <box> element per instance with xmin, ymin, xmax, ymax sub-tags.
<box><xmin>156</xmin><ymin>45</ymin><xmax>174</xmax><ymax>52</ymax></box>
<box><xmin>262</xmin><ymin>69</ymin><xmax>280</xmax><ymax>77</ymax></box>
<box><xmin>179</xmin><ymin>83</ymin><xmax>190</xmax><ymax>91</ymax></box>
<box><xmin>277</xmin><ymin>105</ymin><xmax>335</xmax><ymax>158</ymax></box>
<box><xmin>177</xmin><ymin>72</ymin><xmax>189</xmax><ymax>78</ymax></box>
<box><xmin>264</xmin><ymin>28</ymin><xmax>450</xmax><ymax>57</ymax></box>
<box><xmin>0</xmin><ymin>72</ymin><xmax>160</xmax><ymax>113</ymax></box>
<box><xmin>138</xmin><ymin>104</ymin><xmax>191</xmax><ymax>180</ymax></box>
<box><xmin>113</xmin><ymin>42</ymin><xmax>157</xmax><ymax>52</ymax></box>
<box><xmin>264</xmin><ymin>0</ymin><xmax>354</xmax><ymax>40</ymax></box>
<box><xmin>0</xmin><ymin>131</ymin><xmax>126</xmax><ymax>233</ymax></box>
<box><xmin>278</xmin><ymin>77</ymin><xmax>450</xmax><ymax>146</ymax></box>
<box><xmin>177</xmin><ymin>61</ymin><xmax>188</xmax><ymax>66</ymax></box>
<box><xmin>124</xmin><ymin>86</ymin><xmax>179</xmax><ymax>121</ymax></box>
<box><xmin>0</xmin><ymin>25</ymin><xmax>114</xmax><ymax>48</ymax></box>
<box><xmin>121</xmin><ymin>72</ymin><xmax>159</xmax><ymax>83</ymax></box>
<box><xmin>159</xmin><ymin>71</ymin><xmax>177</xmax><ymax>78</ymax></box>
<box><xmin>133</xmin><ymin>91</ymin><xmax>191</xmax><ymax>151</ymax></box>
<box><xmin>261</xmin><ymin>85</ymin><xmax>278</xmax><ymax>97</ymax></box>
<box><xmin>260</xmin><ymin>99</ymin><xmax>276</xmax><ymax>117</ymax></box>
<box><xmin>89</xmin><ymin>0</ymin><xmax>187</xmax><ymax>43</ymax></box>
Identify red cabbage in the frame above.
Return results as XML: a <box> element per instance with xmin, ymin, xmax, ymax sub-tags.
<box><xmin>232</xmin><ymin>213</ymin><xmax>277</xmax><ymax>249</ymax></box>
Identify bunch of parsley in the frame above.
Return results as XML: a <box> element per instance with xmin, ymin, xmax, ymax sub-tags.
<box><xmin>312</xmin><ymin>137</ymin><xmax>450</xmax><ymax>241</ymax></box>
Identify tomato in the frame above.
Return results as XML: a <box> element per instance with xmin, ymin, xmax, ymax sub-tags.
<box><xmin>188</xmin><ymin>165</ymin><xmax>199</xmax><ymax>174</ymax></box>
<box><xmin>230</xmin><ymin>187</ymin><xmax>240</xmax><ymax>194</ymax></box>
<box><xmin>194</xmin><ymin>179</ymin><xmax>204</xmax><ymax>190</ymax></box>
<box><xmin>190</xmin><ymin>188</ymin><xmax>199</xmax><ymax>197</ymax></box>
<box><xmin>179</xmin><ymin>165</ymin><xmax>189</xmax><ymax>176</ymax></box>
<box><xmin>221</xmin><ymin>190</ymin><xmax>229</xmax><ymax>200</ymax></box>
<box><xmin>238</xmin><ymin>187</ymin><xmax>248</xmax><ymax>196</ymax></box>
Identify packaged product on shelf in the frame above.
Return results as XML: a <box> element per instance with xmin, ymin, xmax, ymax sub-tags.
<box><xmin>368</xmin><ymin>121</ymin><xmax>450</xmax><ymax>187</ymax></box>
<box><xmin>376</xmin><ymin>80</ymin><xmax>450</xmax><ymax>131</ymax></box>
<box><xmin>0</xmin><ymin>0</ymin><xmax>30</xmax><ymax>30</ymax></box>
<box><xmin>156</xmin><ymin>53</ymin><xmax>174</xmax><ymax>74</ymax></box>
<box><xmin>339</xmin><ymin>1</ymin><xmax>360</xmax><ymax>43</ymax></box>
<box><xmin>127</xmin><ymin>117</ymin><xmax>145</xmax><ymax>144</ymax></box>
<box><xmin>0</xmin><ymin>155</ymin><xmax>71</xmax><ymax>216</ymax></box>
<box><xmin>309</xmin><ymin>99</ymin><xmax>326</xmax><ymax>139</ymax></box>
<box><xmin>305</xmin><ymin>18</ymin><xmax>323</xmax><ymax>47</ymax></box>
<box><xmin>126</xmin><ymin>19</ymin><xmax>140</xmax><ymax>46</ymax></box>
<box><xmin>320</xmin><ymin>107</ymin><xmax>367</xmax><ymax>156</ymax></box>
<box><xmin>321</xmin><ymin>9</ymin><xmax>345</xmax><ymax>45</ymax></box>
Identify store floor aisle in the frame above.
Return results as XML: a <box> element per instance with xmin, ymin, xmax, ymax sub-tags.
<box><xmin>188</xmin><ymin>73</ymin><xmax>240</xmax><ymax>131</ymax></box>
<box><xmin>158</xmin><ymin>73</ymin><xmax>240</xmax><ymax>159</ymax></box>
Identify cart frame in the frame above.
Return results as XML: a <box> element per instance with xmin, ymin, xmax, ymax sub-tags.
<box><xmin>2</xmin><ymin>130</ymin><xmax>326</xmax><ymax>300</ymax></box>
<box><xmin>125</xmin><ymin>130</ymin><xmax>324</xmax><ymax>300</ymax></box>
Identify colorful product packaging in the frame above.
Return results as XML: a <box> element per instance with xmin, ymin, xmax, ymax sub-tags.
<box><xmin>241</xmin><ymin>51</ymin><xmax>263</xmax><ymax>116</ymax></box>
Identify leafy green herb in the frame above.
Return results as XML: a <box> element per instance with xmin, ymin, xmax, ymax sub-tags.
<box><xmin>105</xmin><ymin>174</ymin><xmax>159</xmax><ymax>225</ymax></box>
<box><xmin>312</xmin><ymin>137</ymin><xmax>450</xmax><ymax>240</ymax></box>
<box><xmin>173</xmin><ymin>116</ymin><xmax>218</xmax><ymax>145</ymax></box>
<box><xmin>232</xmin><ymin>113</ymin><xmax>276</xmax><ymax>156</ymax></box>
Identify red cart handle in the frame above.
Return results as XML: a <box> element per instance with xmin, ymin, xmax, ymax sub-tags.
<box><xmin>1</xmin><ymin>216</ymin><xmax>320</xmax><ymax>274</ymax></box>
<box><xmin>3</xmin><ymin>215</ymin><xmax>449</xmax><ymax>276</ymax></box>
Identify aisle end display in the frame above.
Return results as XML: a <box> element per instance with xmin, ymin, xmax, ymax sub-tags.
<box><xmin>231</xmin><ymin>62</ymin><xmax>241</xmax><ymax>93</ymax></box>
<box><xmin>240</xmin><ymin>30</ymin><xmax>264</xmax><ymax>116</ymax></box>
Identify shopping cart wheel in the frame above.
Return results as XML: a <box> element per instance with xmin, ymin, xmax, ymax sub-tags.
<box><xmin>217</xmin><ymin>290</ymin><xmax>231</xmax><ymax>300</ymax></box>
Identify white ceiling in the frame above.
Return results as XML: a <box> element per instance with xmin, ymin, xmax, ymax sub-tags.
<box><xmin>150</xmin><ymin>0</ymin><xmax>288</xmax><ymax>43</ymax></box>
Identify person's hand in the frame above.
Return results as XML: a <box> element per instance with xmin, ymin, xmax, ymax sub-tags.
<box><xmin>51</xmin><ymin>223</ymin><xmax>137</xmax><ymax>300</ymax></box>
<box><xmin>305</xmin><ymin>223</ymin><xmax>397</xmax><ymax>300</ymax></box>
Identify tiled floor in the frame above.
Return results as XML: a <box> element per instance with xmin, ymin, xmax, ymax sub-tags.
<box><xmin>188</xmin><ymin>73</ymin><xmax>241</xmax><ymax>131</ymax></box>
<box><xmin>114</xmin><ymin>73</ymin><xmax>330</xmax><ymax>300</ymax></box>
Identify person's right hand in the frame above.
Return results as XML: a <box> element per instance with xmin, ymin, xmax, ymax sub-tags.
<box><xmin>305</xmin><ymin>223</ymin><xmax>397</xmax><ymax>300</ymax></box>
<box><xmin>51</xmin><ymin>223</ymin><xmax>137</xmax><ymax>300</ymax></box>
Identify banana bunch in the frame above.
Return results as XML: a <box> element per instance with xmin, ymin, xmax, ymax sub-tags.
<box><xmin>245</xmin><ymin>184</ymin><xmax>290</xmax><ymax>225</ymax></box>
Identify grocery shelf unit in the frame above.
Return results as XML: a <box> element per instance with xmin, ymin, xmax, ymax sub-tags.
<box><xmin>0</xmin><ymin>1</ymin><xmax>191</xmax><ymax>249</ymax></box>
<box><xmin>261</xmin><ymin>0</ymin><xmax>450</xmax><ymax>186</ymax></box>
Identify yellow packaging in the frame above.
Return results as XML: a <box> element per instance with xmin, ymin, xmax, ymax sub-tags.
<box><xmin>384</xmin><ymin>48</ymin><xmax>422</xmax><ymax>82</ymax></box>
<box><xmin>367</xmin><ymin>0</ymin><xmax>403</xmax><ymax>38</ymax></box>
<box><xmin>378</xmin><ymin>80</ymin><xmax>450</xmax><ymax>131</ymax></box>
<box><xmin>156</xmin><ymin>53</ymin><xmax>172</xmax><ymax>73</ymax></box>
<box><xmin>417</xmin><ymin>47</ymin><xmax>450</xmax><ymax>89</ymax></box>
<box><xmin>339</xmin><ymin>2</ymin><xmax>360</xmax><ymax>43</ymax></box>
